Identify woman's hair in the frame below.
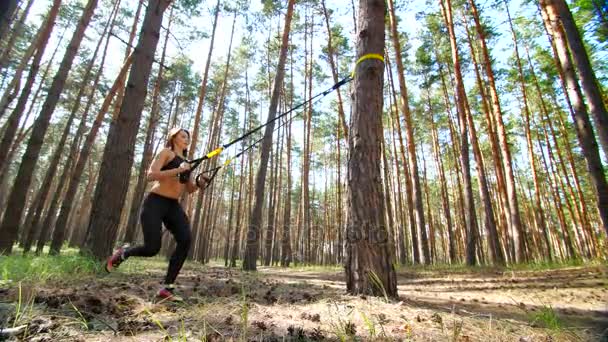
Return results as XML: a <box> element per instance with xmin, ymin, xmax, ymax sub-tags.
<box><xmin>166</xmin><ymin>127</ymin><xmax>190</xmax><ymax>156</ymax></box>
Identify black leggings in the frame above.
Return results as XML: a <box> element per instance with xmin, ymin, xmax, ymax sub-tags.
<box><xmin>124</xmin><ymin>192</ymin><xmax>191</xmax><ymax>285</ymax></box>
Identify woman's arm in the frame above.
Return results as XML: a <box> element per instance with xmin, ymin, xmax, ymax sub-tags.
<box><xmin>146</xmin><ymin>148</ymin><xmax>188</xmax><ymax>182</ymax></box>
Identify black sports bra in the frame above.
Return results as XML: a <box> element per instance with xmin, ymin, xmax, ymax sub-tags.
<box><xmin>161</xmin><ymin>154</ymin><xmax>185</xmax><ymax>171</ymax></box>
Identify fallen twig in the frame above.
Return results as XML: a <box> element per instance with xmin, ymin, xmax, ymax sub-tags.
<box><xmin>0</xmin><ymin>325</ymin><xmax>27</xmax><ymax>337</ymax></box>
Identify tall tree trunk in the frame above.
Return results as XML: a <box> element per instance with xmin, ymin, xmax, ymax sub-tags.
<box><xmin>321</xmin><ymin>0</ymin><xmax>348</xmax><ymax>139</ymax></box>
<box><xmin>345</xmin><ymin>0</ymin><xmax>397</xmax><ymax>298</ymax></box>
<box><xmin>468</xmin><ymin>0</ymin><xmax>526</xmax><ymax>262</ymax></box>
<box><xmin>522</xmin><ymin>45</ymin><xmax>553</xmax><ymax>261</ymax></box>
<box><xmin>0</xmin><ymin>1</ymin><xmax>60</xmax><ymax>172</ymax></box>
<box><xmin>428</xmin><ymin>100</ymin><xmax>455</xmax><ymax>264</ymax></box>
<box><xmin>0</xmin><ymin>0</ymin><xmax>18</xmax><ymax>42</ymax></box>
<box><xmin>441</xmin><ymin>0</ymin><xmax>478</xmax><ymax>266</ymax></box>
<box><xmin>26</xmin><ymin>0</ymin><xmax>118</xmax><ymax>254</ymax></box>
<box><xmin>386</xmin><ymin>54</ymin><xmax>418</xmax><ymax>264</ymax></box>
<box><xmin>48</xmin><ymin>2</ymin><xmax>121</xmax><ymax>254</ymax></box>
<box><xmin>386</xmin><ymin>57</ymin><xmax>408</xmax><ymax>264</ymax></box>
<box><xmin>224</xmin><ymin>168</ymin><xmax>237</xmax><ymax>266</ymax></box>
<box><xmin>50</xmin><ymin>54</ymin><xmax>133</xmax><ymax>255</ymax></box>
<box><xmin>540</xmin><ymin>0</ymin><xmax>608</xmax><ymax>237</ymax></box>
<box><xmin>281</xmin><ymin>66</ymin><xmax>294</xmax><ymax>267</ymax></box>
<box><xmin>85</xmin><ymin>0</ymin><xmax>171</xmax><ymax>259</ymax></box>
<box><xmin>0</xmin><ymin>0</ymin><xmax>34</xmax><ymax>74</ymax></box>
<box><xmin>387</xmin><ymin>0</ymin><xmax>429</xmax><ymax>264</ymax></box>
<box><xmin>0</xmin><ymin>32</ymin><xmax>64</xmax><ymax>221</ymax></box>
<box><xmin>123</xmin><ymin>4</ymin><xmax>172</xmax><ymax>244</ymax></box>
<box><xmin>243</xmin><ymin>0</ymin><xmax>296</xmax><ymax>271</ymax></box>
<box><xmin>189</xmin><ymin>0</ymin><xmax>220</xmax><ymax>163</ymax></box>
<box><xmin>231</xmin><ymin>70</ymin><xmax>253</xmax><ymax>267</ymax></box>
<box><xmin>0</xmin><ymin>0</ymin><xmax>100</xmax><ymax>254</ymax></box>
<box><xmin>550</xmin><ymin>0</ymin><xmax>608</xmax><ymax>158</ymax></box>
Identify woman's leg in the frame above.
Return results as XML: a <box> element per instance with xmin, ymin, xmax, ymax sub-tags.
<box><xmin>161</xmin><ymin>202</ymin><xmax>191</xmax><ymax>285</ymax></box>
<box><xmin>123</xmin><ymin>194</ymin><xmax>168</xmax><ymax>258</ymax></box>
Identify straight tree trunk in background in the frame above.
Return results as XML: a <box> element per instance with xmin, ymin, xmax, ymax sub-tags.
<box><xmin>386</xmin><ymin>54</ymin><xmax>418</xmax><ymax>264</ymax></box>
<box><xmin>0</xmin><ymin>0</ymin><xmax>61</xmax><ymax>174</ymax></box>
<box><xmin>24</xmin><ymin>1</ymin><xmax>118</xmax><ymax>253</ymax></box>
<box><xmin>552</xmin><ymin>0</ymin><xmax>608</xmax><ymax>159</ymax></box>
<box><xmin>0</xmin><ymin>0</ymin><xmax>34</xmax><ymax>74</ymax></box>
<box><xmin>123</xmin><ymin>5</ymin><xmax>173</xmax><ymax>244</ymax></box>
<box><xmin>468</xmin><ymin>0</ymin><xmax>526</xmax><ymax>263</ymax></box>
<box><xmin>48</xmin><ymin>2</ymin><xmax>121</xmax><ymax>254</ymax></box>
<box><xmin>224</xmin><ymin>170</ymin><xmax>238</xmax><ymax>266</ymax></box>
<box><xmin>50</xmin><ymin>54</ymin><xmax>133</xmax><ymax>254</ymax></box>
<box><xmin>243</xmin><ymin>0</ymin><xmax>296</xmax><ymax>271</ymax></box>
<box><xmin>387</xmin><ymin>0</ymin><xmax>430</xmax><ymax>264</ymax></box>
<box><xmin>281</xmin><ymin>63</ymin><xmax>295</xmax><ymax>267</ymax></box>
<box><xmin>525</xmin><ymin>47</ymin><xmax>555</xmax><ymax>260</ymax></box>
<box><xmin>0</xmin><ymin>0</ymin><xmax>34</xmax><ymax>86</ymax></box>
<box><xmin>0</xmin><ymin>0</ymin><xmax>18</xmax><ymax>42</ymax></box>
<box><xmin>386</xmin><ymin>57</ymin><xmax>409</xmax><ymax>264</ymax></box>
<box><xmin>86</xmin><ymin>5</ymin><xmax>171</xmax><ymax>261</ymax></box>
<box><xmin>230</xmin><ymin>70</ymin><xmax>253</xmax><ymax>267</ymax></box>
<box><xmin>429</xmin><ymin>109</ymin><xmax>455</xmax><ymax>264</ymax></box>
<box><xmin>281</xmin><ymin>114</ymin><xmax>293</xmax><ymax>267</ymax></box>
<box><xmin>461</xmin><ymin>15</ymin><xmax>506</xmax><ymax>265</ymax></box>
<box><xmin>0</xmin><ymin>0</ymin><xmax>98</xmax><ymax>255</ymax></box>
<box><xmin>0</xmin><ymin>31</ymin><xmax>37</xmax><ymax>121</ymax></box>
<box><xmin>321</xmin><ymin>0</ymin><xmax>348</xmax><ymax>139</ymax></box>
<box><xmin>345</xmin><ymin>0</ymin><xmax>397</xmax><ymax>298</ymax></box>
<box><xmin>464</xmin><ymin>94</ymin><xmax>505</xmax><ymax>265</ymax></box>
<box><xmin>1</xmin><ymin>30</ymin><xmax>64</xmax><ymax>224</ymax></box>
<box><xmin>188</xmin><ymin>0</ymin><xmax>220</xmax><ymax>161</ymax></box>
<box><xmin>540</xmin><ymin>0</ymin><xmax>608</xmax><ymax>238</ymax></box>
<box><xmin>441</xmin><ymin>0</ymin><xmax>478</xmax><ymax>266</ymax></box>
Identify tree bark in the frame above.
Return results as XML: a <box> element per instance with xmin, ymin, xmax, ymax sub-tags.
<box><xmin>85</xmin><ymin>0</ymin><xmax>171</xmax><ymax>259</ymax></box>
<box><xmin>243</xmin><ymin>0</ymin><xmax>295</xmax><ymax>271</ymax></box>
<box><xmin>0</xmin><ymin>0</ymin><xmax>18</xmax><ymax>42</ymax></box>
<box><xmin>50</xmin><ymin>53</ymin><xmax>133</xmax><ymax>255</ymax></box>
<box><xmin>551</xmin><ymin>0</ymin><xmax>608</xmax><ymax>159</ymax></box>
<box><xmin>0</xmin><ymin>0</ymin><xmax>100</xmax><ymax>254</ymax></box>
<box><xmin>0</xmin><ymin>1</ymin><xmax>60</xmax><ymax>173</ymax></box>
<box><xmin>387</xmin><ymin>0</ymin><xmax>430</xmax><ymax>264</ymax></box>
<box><xmin>321</xmin><ymin>0</ymin><xmax>348</xmax><ymax>139</ymax></box>
<box><xmin>345</xmin><ymin>0</ymin><xmax>397</xmax><ymax>298</ymax></box>
<box><xmin>468</xmin><ymin>0</ymin><xmax>526</xmax><ymax>262</ymax></box>
<box><xmin>540</xmin><ymin>0</ymin><xmax>608</xmax><ymax>237</ymax></box>
<box><xmin>441</xmin><ymin>0</ymin><xmax>478</xmax><ymax>266</ymax></box>
<box><xmin>47</xmin><ymin>1</ymin><xmax>121</xmax><ymax>254</ymax></box>
<box><xmin>123</xmin><ymin>4</ymin><xmax>172</xmax><ymax>244</ymax></box>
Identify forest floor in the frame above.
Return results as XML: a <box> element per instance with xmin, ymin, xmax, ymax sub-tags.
<box><xmin>0</xmin><ymin>256</ymin><xmax>607</xmax><ymax>341</ymax></box>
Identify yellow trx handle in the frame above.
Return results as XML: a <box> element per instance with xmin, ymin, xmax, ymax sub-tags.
<box><xmin>350</xmin><ymin>53</ymin><xmax>385</xmax><ymax>78</ymax></box>
<box><xmin>206</xmin><ymin>147</ymin><xmax>224</xmax><ymax>159</ymax></box>
<box><xmin>223</xmin><ymin>158</ymin><xmax>233</xmax><ymax>167</ymax></box>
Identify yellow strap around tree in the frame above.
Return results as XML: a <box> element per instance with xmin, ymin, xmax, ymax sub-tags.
<box><xmin>351</xmin><ymin>53</ymin><xmax>385</xmax><ymax>78</ymax></box>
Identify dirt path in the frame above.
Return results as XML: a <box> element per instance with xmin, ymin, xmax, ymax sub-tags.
<box><xmin>1</xmin><ymin>261</ymin><xmax>606</xmax><ymax>341</ymax></box>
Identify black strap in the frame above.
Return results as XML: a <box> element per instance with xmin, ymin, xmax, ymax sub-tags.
<box><xmin>184</xmin><ymin>75</ymin><xmax>353</xmax><ymax>186</ymax></box>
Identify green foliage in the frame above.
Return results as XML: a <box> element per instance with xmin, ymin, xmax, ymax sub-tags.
<box><xmin>529</xmin><ymin>305</ymin><xmax>563</xmax><ymax>330</ymax></box>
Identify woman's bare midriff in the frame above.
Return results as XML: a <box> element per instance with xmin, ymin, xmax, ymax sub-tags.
<box><xmin>149</xmin><ymin>176</ymin><xmax>185</xmax><ymax>200</ymax></box>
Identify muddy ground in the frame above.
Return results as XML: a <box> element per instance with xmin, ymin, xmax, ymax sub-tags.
<box><xmin>0</xmin><ymin>260</ymin><xmax>606</xmax><ymax>341</ymax></box>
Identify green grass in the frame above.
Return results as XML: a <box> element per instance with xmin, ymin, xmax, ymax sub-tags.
<box><xmin>395</xmin><ymin>258</ymin><xmax>605</xmax><ymax>274</ymax></box>
<box><xmin>529</xmin><ymin>305</ymin><xmax>563</xmax><ymax>330</ymax></box>
<box><xmin>0</xmin><ymin>248</ymin><xmax>101</xmax><ymax>284</ymax></box>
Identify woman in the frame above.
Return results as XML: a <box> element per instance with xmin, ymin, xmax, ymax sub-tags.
<box><xmin>105</xmin><ymin>127</ymin><xmax>208</xmax><ymax>302</ymax></box>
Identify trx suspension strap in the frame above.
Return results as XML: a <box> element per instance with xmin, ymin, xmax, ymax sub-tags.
<box><xmin>195</xmin><ymin>95</ymin><xmax>317</xmax><ymax>189</ymax></box>
<box><xmin>184</xmin><ymin>52</ymin><xmax>385</xmax><ymax>187</ymax></box>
